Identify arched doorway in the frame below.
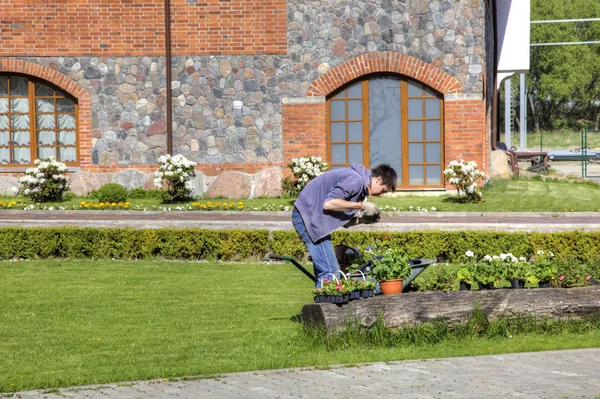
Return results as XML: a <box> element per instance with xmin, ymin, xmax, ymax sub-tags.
<box><xmin>327</xmin><ymin>74</ymin><xmax>444</xmax><ymax>189</ymax></box>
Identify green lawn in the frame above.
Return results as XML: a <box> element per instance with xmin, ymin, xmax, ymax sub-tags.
<box><xmin>1</xmin><ymin>260</ymin><xmax>599</xmax><ymax>392</ymax></box>
<box><xmin>2</xmin><ymin>177</ymin><xmax>600</xmax><ymax>212</ymax></box>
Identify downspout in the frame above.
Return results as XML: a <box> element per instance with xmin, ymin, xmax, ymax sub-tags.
<box><xmin>165</xmin><ymin>0</ymin><xmax>173</xmax><ymax>155</ymax></box>
<box><xmin>491</xmin><ymin>0</ymin><xmax>499</xmax><ymax>151</ymax></box>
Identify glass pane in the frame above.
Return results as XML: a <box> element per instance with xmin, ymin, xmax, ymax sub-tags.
<box><xmin>426</xmin><ymin>120</ymin><xmax>441</xmax><ymax>141</ymax></box>
<box><xmin>13</xmin><ymin>131</ymin><xmax>30</xmax><ymax>146</ymax></box>
<box><xmin>408</xmin><ymin>81</ymin><xmax>422</xmax><ymax>96</ymax></box>
<box><xmin>0</xmin><ymin>98</ymin><xmax>7</xmax><ymax>113</ymax></box>
<box><xmin>348</xmin><ymin>100</ymin><xmax>362</xmax><ymax>119</ymax></box>
<box><xmin>0</xmin><ymin>115</ymin><xmax>7</xmax><ymax>130</ymax></box>
<box><xmin>58</xmin><ymin>131</ymin><xmax>76</xmax><ymax>145</ymax></box>
<box><xmin>59</xmin><ymin>147</ymin><xmax>76</xmax><ymax>162</ymax></box>
<box><xmin>36</xmin><ymin>98</ymin><xmax>55</xmax><ymax>113</ymax></box>
<box><xmin>0</xmin><ymin>131</ymin><xmax>9</xmax><ymax>146</ymax></box>
<box><xmin>11</xmin><ymin>76</ymin><xmax>29</xmax><ymax>96</ymax></box>
<box><xmin>409</xmin><ymin>166</ymin><xmax>424</xmax><ymax>185</ymax></box>
<box><xmin>330</xmin><ymin>122</ymin><xmax>345</xmax><ymax>142</ymax></box>
<box><xmin>426</xmin><ymin>165</ymin><xmax>442</xmax><ymax>185</ymax></box>
<box><xmin>58</xmin><ymin>114</ymin><xmax>75</xmax><ymax>129</ymax></box>
<box><xmin>11</xmin><ymin>98</ymin><xmax>29</xmax><ymax>113</ymax></box>
<box><xmin>408</xmin><ymin>121</ymin><xmax>423</xmax><ymax>141</ymax></box>
<box><xmin>425</xmin><ymin>87</ymin><xmax>436</xmax><ymax>97</ymax></box>
<box><xmin>330</xmin><ymin>100</ymin><xmax>345</xmax><ymax>120</ymax></box>
<box><xmin>38</xmin><ymin>147</ymin><xmax>55</xmax><ymax>159</ymax></box>
<box><xmin>38</xmin><ymin>130</ymin><xmax>56</xmax><ymax>145</ymax></box>
<box><xmin>57</xmin><ymin>98</ymin><xmax>75</xmax><ymax>112</ymax></box>
<box><xmin>333</xmin><ymin>89</ymin><xmax>345</xmax><ymax>99</ymax></box>
<box><xmin>348</xmin><ymin>82</ymin><xmax>362</xmax><ymax>98</ymax></box>
<box><xmin>426</xmin><ymin>143</ymin><xmax>441</xmax><ymax>163</ymax></box>
<box><xmin>409</xmin><ymin>143</ymin><xmax>424</xmax><ymax>163</ymax></box>
<box><xmin>426</xmin><ymin>99</ymin><xmax>440</xmax><ymax>118</ymax></box>
<box><xmin>11</xmin><ymin>114</ymin><xmax>30</xmax><ymax>129</ymax></box>
<box><xmin>348</xmin><ymin>144</ymin><xmax>363</xmax><ymax>164</ymax></box>
<box><xmin>331</xmin><ymin>144</ymin><xmax>346</xmax><ymax>164</ymax></box>
<box><xmin>408</xmin><ymin>99</ymin><xmax>422</xmax><ymax>118</ymax></box>
<box><xmin>36</xmin><ymin>83</ymin><xmax>54</xmax><ymax>96</ymax></box>
<box><xmin>0</xmin><ymin>147</ymin><xmax>9</xmax><ymax>164</ymax></box>
<box><xmin>0</xmin><ymin>77</ymin><xmax>7</xmax><ymax>96</ymax></box>
<box><xmin>368</xmin><ymin>77</ymin><xmax>402</xmax><ymax>180</ymax></box>
<box><xmin>331</xmin><ymin>165</ymin><xmax>344</xmax><ymax>170</ymax></box>
<box><xmin>37</xmin><ymin>114</ymin><xmax>55</xmax><ymax>129</ymax></box>
<box><xmin>348</xmin><ymin>122</ymin><xmax>362</xmax><ymax>141</ymax></box>
<box><xmin>13</xmin><ymin>147</ymin><xmax>30</xmax><ymax>164</ymax></box>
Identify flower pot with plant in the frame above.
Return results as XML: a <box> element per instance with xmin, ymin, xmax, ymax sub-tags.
<box><xmin>528</xmin><ymin>250</ymin><xmax>558</xmax><ymax>288</ymax></box>
<box><xmin>457</xmin><ymin>266</ymin><xmax>475</xmax><ymax>291</ymax></box>
<box><xmin>370</xmin><ymin>247</ymin><xmax>412</xmax><ymax>295</ymax></box>
<box><xmin>472</xmin><ymin>261</ymin><xmax>501</xmax><ymax>290</ymax></box>
<box><xmin>503</xmin><ymin>258</ymin><xmax>531</xmax><ymax>289</ymax></box>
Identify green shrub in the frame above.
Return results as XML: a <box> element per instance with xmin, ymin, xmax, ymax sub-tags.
<box><xmin>126</xmin><ymin>188</ymin><xmax>165</xmax><ymax>200</ymax></box>
<box><xmin>96</xmin><ymin>183</ymin><xmax>127</xmax><ymax>203</ymax></box>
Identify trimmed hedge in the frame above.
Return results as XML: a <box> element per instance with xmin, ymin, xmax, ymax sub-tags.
<box><xmin>2</xmin><ymin>227</ymin><xmax>600</xmax><ymax>263</ymax></box>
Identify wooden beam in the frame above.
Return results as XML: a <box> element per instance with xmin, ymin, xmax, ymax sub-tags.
<box><xmin>302</xmin><ymin>286</ymin><xmax>600</xmax><ymax>333</ymax></box>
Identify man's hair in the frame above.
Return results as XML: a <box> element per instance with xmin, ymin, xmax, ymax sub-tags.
<box><xmin>371</xmin><ymin>164</ymin><xmax>398</xmax><ymax>192</ymax></box>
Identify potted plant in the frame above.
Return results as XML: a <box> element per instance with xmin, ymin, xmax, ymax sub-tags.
<box><xmin>314</xmin><ymin>278</ymin><xmax>351</xmax><ymax>304</ymax></box>
<box><xmin>503</xmin><ymin>258</ymin><xmax>531</xmax><ymax>289</ymax></box>
<box><xmin>472</xmin><ymin>261</ymin><xmax>501</xmax><ymax>290</ymax></box>
<box><xmin>528</xmin><ymin>250</ymin><xmax>557</xmax><ymax>288</ymax></box>
<box><xmin>457</xmin><ymin>265</ymin><xmax>475</xmax><ymax>291</ymax></box>
<box><xmin>370</xmin><ymin>247</ymin><xmax>411</xmax><ymax>295</ymax></box>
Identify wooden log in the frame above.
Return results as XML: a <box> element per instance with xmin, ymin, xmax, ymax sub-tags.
<box><xmin>302</xmin><ymin>286</ymin><xmax>600</xmax><ymax>333</ymax></box>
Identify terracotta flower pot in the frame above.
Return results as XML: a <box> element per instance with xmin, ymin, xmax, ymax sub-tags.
<box><xmin>379</xmin><ymin>278</ymin><xmax>403</xmax><ymax>295</ymax></box>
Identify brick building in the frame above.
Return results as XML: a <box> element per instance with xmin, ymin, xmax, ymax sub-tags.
<box><xmin>0</xmin><ymin>0</ymin><xmax>523</xmax><ymax>197</ymax></box>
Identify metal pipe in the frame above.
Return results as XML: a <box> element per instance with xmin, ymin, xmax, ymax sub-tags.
<box><xmin>165</xmin><ymin>0</ymin><xmax>173</xmax><ymax>155</ymax></box>
<box><xmin>531</xmin><ymin>18</ymin><xmax>600</xmax><ymax>24</ymax></box>
<box><xmin>531</xmin><ymin>41</ymin><xmax>600</xmax><ymax>46</ymax></box>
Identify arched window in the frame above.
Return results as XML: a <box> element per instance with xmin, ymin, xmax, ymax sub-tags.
<box><xmin>0</xmin><ymin>74</ymin><xmax>78</xmax><ymax>166</ymax></box>
<box><xmin>327</xmin><ymin>75</ymin><xmax>444</xmax><ymax>189</ymax></box>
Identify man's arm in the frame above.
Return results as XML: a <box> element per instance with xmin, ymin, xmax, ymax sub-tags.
<box><xmin>323</xmin><ymin>198</ymin><xmax>363</xmax><ymax>212</ymax></box>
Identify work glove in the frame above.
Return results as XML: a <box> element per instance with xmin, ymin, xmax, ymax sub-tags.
<box><xmin>361</xmin><ymin>202</ymin><xmax>380</xmax><ymax>217</ymax></box>
<box><xmin>358</xmin><ymin>213</ymin><xmax>380</xmax><ymax>225</ymax></box>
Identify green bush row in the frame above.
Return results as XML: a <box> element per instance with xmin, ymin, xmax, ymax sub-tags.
<box><xmin>2</xmin><ymin>228</ymin><xmax>600</xmax><ymax>264</ymax></box>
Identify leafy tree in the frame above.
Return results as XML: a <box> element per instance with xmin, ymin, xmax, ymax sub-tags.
<box><xmin>528</xmin><ymin>0</ymin><xmax>600</xmax><ymax>131</ymax></box>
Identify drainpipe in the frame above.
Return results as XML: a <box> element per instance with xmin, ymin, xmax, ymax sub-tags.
<box><xmin>165</xmin><ymin>0</ymin><xmax>173</xmax><ymax>155</ymax></box>
<box><xmin>491</xmin><ymin>0</ymin><xmax>499</xmax><ymax>151</ymax></box>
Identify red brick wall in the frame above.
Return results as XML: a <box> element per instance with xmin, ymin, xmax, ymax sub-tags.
<box><xmin>0</xmin><ymin>1</ymin><xmax>287</xmax><ymax>57</ymax></box>
<box><xmin>281</xmin><ymin>102</ymin><xmax>328</xmax><ymax>176</ymax></box>
<box><xmin>444</xmin><ymin>100</ymin><xmax>489</xmax><ymax>175</ymax></box>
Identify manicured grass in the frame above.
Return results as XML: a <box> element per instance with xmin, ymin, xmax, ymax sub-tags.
<box><xmin>2</xmin><ymin>177</ymin><xmax>600</xmax><ymax>212</ymax></box>
<box><xmin>376</xmin><ymin>177</ymin><xmax>600</xmax><ymax>212</ymax></box>
<box><xmin>1</xmin><ymin>260</ymin><xmax>599</xmax><ymax>392</ymax></box>
<box><xmin>500</xmin><ymin>130</ymin><xmax>600</xmax><ymax>150</ymax></box>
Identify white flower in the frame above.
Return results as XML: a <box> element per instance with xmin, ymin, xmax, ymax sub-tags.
<box><xmin>483</xmin><ymin>255</ymin><xmax>492</xmax><ymax>261</ymax></box>
<box><xmin>548</xmin><ymin>251</ymin><xmax>554</xmax><ymax>257</ymax></box>
<box><xmin>465</xmin><ymin>251</ymin><xmax>474</xmax><ymax>257</ymax></box>
<box><xmin>519</xmin><ymin>257</ymin><xmax>526</xmax><ymax>261</ymax></box>
<box><xmin>537</xmin><ymin>250</ymin><xmax>544</xmax><ymax>255</ymax></box>
<box><xmin>10</xmin><ymin>186</ymin><xmax>18</xmax><ymax>194</ymax></box>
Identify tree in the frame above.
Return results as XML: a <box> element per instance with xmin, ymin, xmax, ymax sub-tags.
<box><xmin>528</xmin><ymin>0</ymin><xmax>600</xmax><ymax>131</ymax></box>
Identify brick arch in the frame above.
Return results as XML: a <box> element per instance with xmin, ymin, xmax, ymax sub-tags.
<box><xmin>0</xmin><ymin>58</ymin><xmax>93</xmax><ymax>166</ymax></box>
<box><xmin>308</xmin><ymin>52</ymin><xmax>463</xmax><ymax>97</ymax></box>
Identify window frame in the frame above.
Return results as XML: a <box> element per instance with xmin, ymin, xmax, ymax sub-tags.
<box><xmin>326</xmin><ymin>74</ymin><xmax>445</xmax><ymax>190</ymax></box>
<box><xmin>0</xmin><ymin>73</ymin><xmax>80</xmax><ymax>167</ymax></box>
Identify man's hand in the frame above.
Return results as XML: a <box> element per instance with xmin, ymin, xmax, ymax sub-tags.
<box><xmin>361</xmin><ymin>202</ymin><xmax>380</xmax><ymax>217</ymax></box>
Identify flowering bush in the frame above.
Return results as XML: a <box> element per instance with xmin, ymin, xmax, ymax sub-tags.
<box><xmin>153</xmin><ymin>154</ymin><xmax>197</xmax><ymax>202</ymax></box>
<box><xmin>443</xmin><ymin>160</ymin><xmax>486</xmax><ymax>203</ymax></box>
<box><xmin>12</xmin><ymin>157</ymin><xmax>69</xmax><ymax>202</ymax></box>
<box><xmin>281</xmin><ymin>156</ymin><xmax>328</xmax><ymax>197</ymax></box>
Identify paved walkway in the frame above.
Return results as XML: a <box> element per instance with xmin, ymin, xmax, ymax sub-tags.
<box><xmin>13</xmin><ymin>348</ymin><xmax>600</xmax><ymax>398</ymax></box>
<box><xmin>3</xmin><ymin>210</ymin><xmax>600</xmax><ymax>232</ymax></box>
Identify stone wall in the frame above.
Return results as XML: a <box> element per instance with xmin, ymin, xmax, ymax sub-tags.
<box><xmin>1</xmin><ymin>0</ymin><xmax>491</xmax><ymax>196</ymax></box>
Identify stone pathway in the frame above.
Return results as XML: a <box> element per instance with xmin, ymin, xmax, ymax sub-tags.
<box><xmin>12</xmin><ymin>348</ymin><xmax>600</xmax><ymax>398</ymax></box>
<box><xmin>3</xmin><ymin>210</ymin><xmax>600</xmax><ymax>232</ymax></box>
